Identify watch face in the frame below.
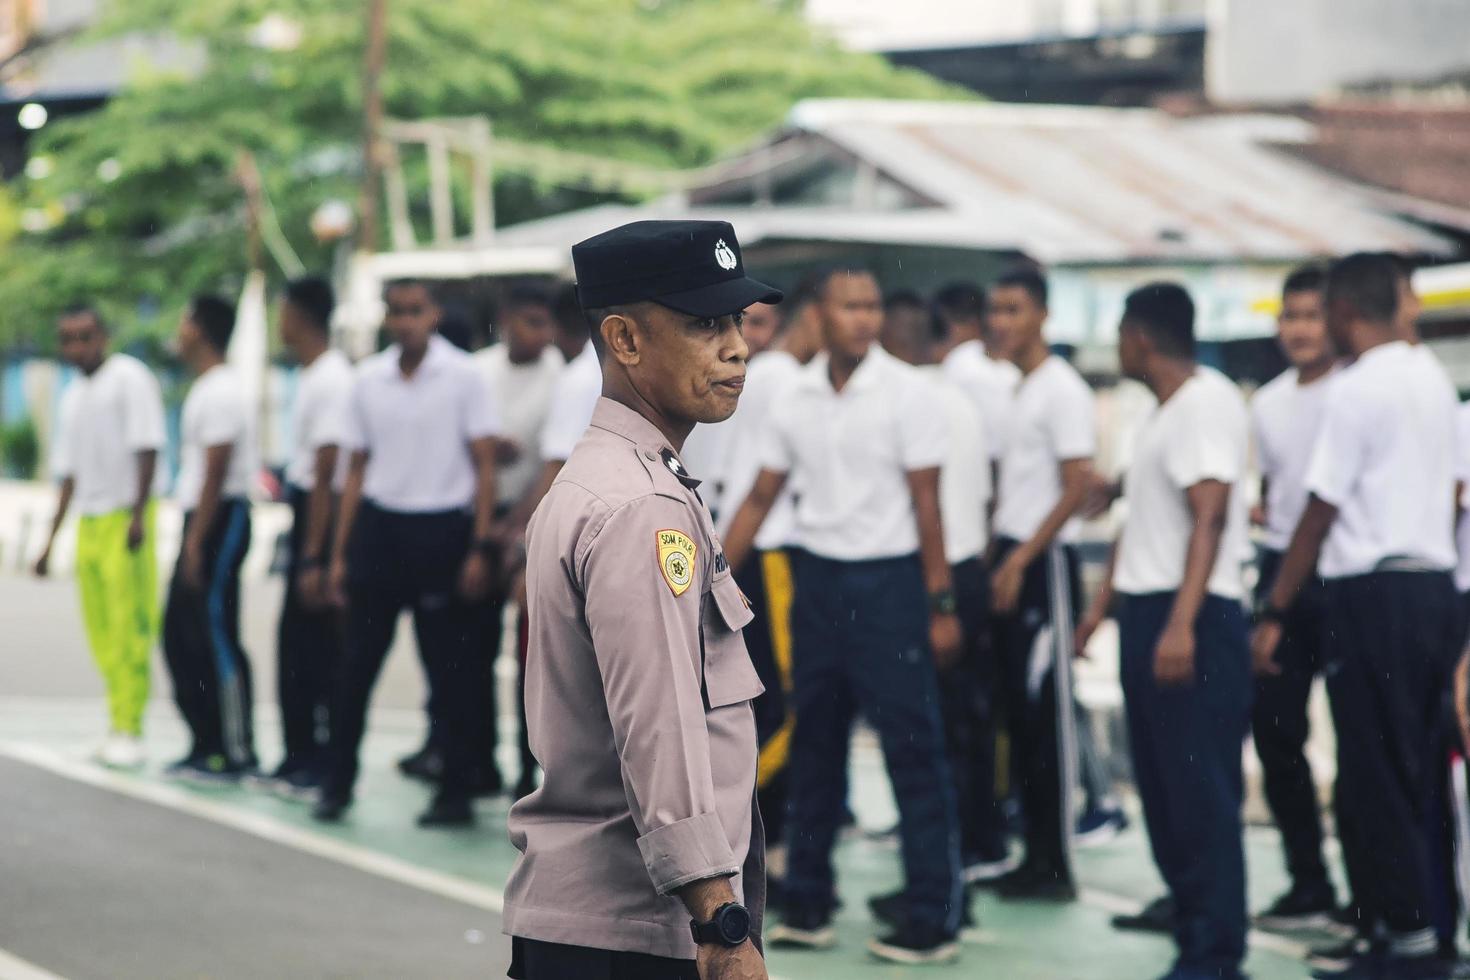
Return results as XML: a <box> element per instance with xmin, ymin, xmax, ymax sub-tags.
<box><xmin>717</xmin><ymin>904</ymin><xmax>751</xmax><ymax>944</ymax></box>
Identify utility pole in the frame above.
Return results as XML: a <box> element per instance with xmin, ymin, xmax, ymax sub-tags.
<box><xmin>357</xmin><ymin>0</ymin><xmax>388</xmax><ymax>255</ymax></box>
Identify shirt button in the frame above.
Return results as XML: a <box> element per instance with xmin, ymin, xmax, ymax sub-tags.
<box><xmin>644</xmin><ymin>451</ymin><xmax>658</xmax><ymax>461</ymax></box>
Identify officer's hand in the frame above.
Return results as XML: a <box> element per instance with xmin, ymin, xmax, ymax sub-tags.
<box><xmin>1453</xmin><ymin>652</ymin><xmax>1470</xmax><ymax>754</ymax></box>
<box><xmin>458</xmin><ymin>551</ymin><xmax>491</xmax><ymax>602</ymax></box>
<box><xmin>990</xmin><ymin>552</ymin><xmax>1027</xmax><ymax>614</ymax></box>
<box><xmin>1153</xmin><ymin>619</ymin><xmax>1195</xmax><ymax>686</ymax></box>
<box><xmin>1250</xmin><ymin>621</ymin><xmax>1283</xmax><ymax>677</ymax></box>
<box><xmin>32</xmin><ymin>547</ymin><xmax>50</xmax><ymax>578</ymax></box>
<box><xmin>930</xmin><ymin>612</ymin><xmax>963</xmax><ymax>670</ymax></box>
<box><xmin>326</xmin><ymin>557</ymin><xmax>349</xmax><ymax>609</ymax></box>
<box><xmin>127</xmin><ymin>513</ymin><xmax>146</xmax><ymax>552</ymax></box>
<box><xmin>696</xmin><ymin>941</ymin><xmax>768</xmax><ymax>980</ymax></box>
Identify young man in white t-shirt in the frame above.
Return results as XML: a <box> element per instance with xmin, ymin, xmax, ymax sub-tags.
<box><xmin>873</xmin><ymin>288</ymin><xmax>1003</xmax><ymax>926</ymax></box>
<box><xmin>1078</xmin><ymin>283</ymin><xmax>1252</xmax><ymax>980</ymax></box>
<box><xmin>266</xmin><ymin>277</ymin><xmax>352</xmax><ymax>798</ymax></box>
<box><xmin>1252</xmin><ymin>254</ymin><xmax>1461</xmax><ymax>978</ymax></box>
<box><xmin>935</xmin><ymin>281</ymin><xmax>1021</xmax><ymax>471</ymax></box>
<box><xmin>1244</xmin><ymin>265</ymin><xmax>1343</xmax><ymax>931</ymax></box>
<box><xmin>319</xmin><ymin>279</ymin><xmax>501</xmax><ymax>828</ymax></box>
<box><xmin>475</xmin><ymin>284</ymin><xmax>563</xmax><ymax>800</ymax></box>
<box><xmin>34</xmin><ymin>304</ymin><xmax>166</xmax><ymax>770</ymax></box>
<box><xmin>724</xmin><ymin>268</ymin><xmax>964</xmax><ymax>965</ymax></box>
<box><xmin>163</xmin><ymin>295</ymin><xmax>260</xmax><ymax>783</ymax></box>
<box><xmin>985</xmin><ymin>267</ymin><xmax>1099</xmax><ymax>902</ymax></box>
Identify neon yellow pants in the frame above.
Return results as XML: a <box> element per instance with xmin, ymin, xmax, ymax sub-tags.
<box><xmin>75</xmin><ymin>504</ymin><xmax>159</xmax><ymax>735</ymax></box>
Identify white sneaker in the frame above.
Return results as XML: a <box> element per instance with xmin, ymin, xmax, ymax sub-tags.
<box><xmin>100</xmin><ymin>734</ymin><xmax>145</xmax><ymax>770</ymax></box>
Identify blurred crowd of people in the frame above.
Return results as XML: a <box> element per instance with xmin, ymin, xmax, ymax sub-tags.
<box><xmin>31</xmin><ymin>246</ymin><xmax>1470</xmax><ymax>978</ymax></box>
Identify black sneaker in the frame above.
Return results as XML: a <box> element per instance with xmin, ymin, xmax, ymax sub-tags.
<box><xmin>397</xmin><ymin>746</ymin><xmax>444</xmax><ymax>783</ymax></box>
<box><xmin>1112</xmin><ymin>895</ymin><xmax>1175</xmax><ymax>934</ymax></box>
<box><xmin>312</xmin><ymin>795</ymin><xmax>351</xmax><ymax>823</ymax></box>
<box><xmin>165</xmin><ymin>753</ymin><xmax>247</xmax><ymax>787</ymax></box>
<box><xmin>1313</xmin><ymin>951</ymin><xmax>1452</xmax><ymax>980</ymax></box>
<box><xmin>1255</xmin><ymin>882</ymin><xmax>1338</xmax><ymax>932</ymax></box>
<box><xmin>867</xmin><ymin>925</ymin><xmax>961</xmax><ymax>965</ymax></box>
<box><xmin>996</xmin><ymin>867</ymin><xmax>1077</xmax><ymax>903</ymax></box>
<box><xmin>767</xmin><ymin>907</ymin><xmax>836</xmax><ymax>949</ymax></box>
<box><xmin>417</xmin><ymin>795</ymin><xmax>475</xmax><ymax>828</ymax></box>
<box><xmin>868</xmin><ymin>890</ymin><xmax>977</xmax><ymax>931</ymax></box>
<box><xmin>1308</xmin><ymin>937</ymin><xmax>1373</xmax><ymax>973</ymax></box>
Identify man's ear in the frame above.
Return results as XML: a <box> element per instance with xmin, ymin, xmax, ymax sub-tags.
<box><xmin>602</xmin><ymin>311</ymin><xmax>640</xmax><ymax>367</ymax></box>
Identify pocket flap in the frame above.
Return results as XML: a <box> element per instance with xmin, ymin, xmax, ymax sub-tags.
<box><xmin>703</xmin><ymin>577</ymin><xmax>763</xmax><ymax>709</ymax></box>
<box><xmin>710</xmin><ymin>574</ymin><xmax>755</xmax><ymax>631</ymax></box>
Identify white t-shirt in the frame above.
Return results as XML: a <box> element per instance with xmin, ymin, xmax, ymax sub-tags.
<box><xmin>176</xmin><ymin>364</ymin><xmax>257</xmax><ymax>511</ymax></box>
<box><xmin>50</xmin><ymin>354</ymin><xmax>167</xmax><ymax>515</ymax></box>
<box><xmin>762</xmin><ymin>345</ymin><xmax>947</xmax><ymax>562</ymax></box>
<box><xmin>476</xmin><ymin>343</ymin><xmax>564</xmax><ymax>505</ymax></box>
<box><xmin>993</xmin><ymin>355</ymin><xmax>1096</xmax><ymax>544</ymax></box>
<box><xmin>285</xmin><ymin>348</ymin><xmax>353</xmax><ymax>493</ymax></box>
<box><xmin>703</xmin><ymin>350</ymin><xmax>804</xmax><ymax>550</ymax></box>
<box><xmin>1455</xmin><ymin>402</ymin><xmax>1470</xmax><ymax>592</ymax></box>
<box><xmin>344</xmin><ymin>334</ymin><xmax>502</xmax><ymax>513</ymax></box>
<box><xmin>1305</xmin><ymin>340</ymin><xmax>1457</xmax><ymax>579</ymax></box>
<box><xmin>942</xmin><ymin>339</ymin><xmax>1020</xmax><ymax>460</ymax></box>
<box><xmin>1114</xmin><ymin>367</ymin><xmax>1251</xmax><ymax>599</ymax></box>
<box><xmin>1250</xmin><ymin>365</ymin><xmax>1337</xmax><ymax>552</ymax></box>
<box><xmin>680</xmin><ymin>414</ymin><xmax>736</xmax><ymax>508</ymax></box>
<box><xmin>539</xmin><ymin>341</ymin><xmax>602</xmax><ymax>463</ymax></box>
<box><xmin>922</xmin><ymin>364</ymin><xmax>989</xmax><ymax>564</ymax></box>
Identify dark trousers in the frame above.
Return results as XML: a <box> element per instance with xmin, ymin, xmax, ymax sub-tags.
<box><xmin>785</xmin><ymin>550</ymin><xmax>962</xmax><ymax>933</ymax></box>
<box><xmin>940</xmin><ymin>556</ymin><xmax>1007</xmax><ymax>862</ymax></box>
<box><xmin>1324</xmin><ymin>570</ymin><xmax>1460</xmax><ymax>938</ymax></box>
<box><xmin>1120</xmin><ymin>592</ymin><xmax>1250</xmax><ymax>978</ymax></box>
<box><xmin>277</xmin><ymin>486</ymin><xmax>342</xmax><ymax>774</ymax></box>
<box><xmin>1250</xmin><ymin>548</ymin><xmax>1331</xmax><ymax>895</ymax></box>
<box><xmin>508</xmin><ymin>938</ymin><xmax>696</xmax><ymax>979</ymax></box>
<box><xmin>991</xmin><ymin>538</ymin><xmax>1081</xmax><ymax>880</ymax></box>
<box><xmin>162</xmin><ymin>499</ymin><xmax>256</xmax><ymax>767</ymax></box>
<box><xmin>736</xmin><ymin>549</ymin><xmax>792</xmax><ymax>847</ymax></box>
<box><xmin>321</xmin><ymin>502</ymin><xmax>480</xmax><ymax>803</ymax></box>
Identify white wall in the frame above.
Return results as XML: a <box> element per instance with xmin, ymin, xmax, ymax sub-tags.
<box><xmin>1208</xmin><ymin>0</ymin><xmax>1470</xmax><ymax>103</ymax></box>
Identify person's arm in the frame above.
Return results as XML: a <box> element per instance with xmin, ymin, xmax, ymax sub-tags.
<box><xmin>1075</xmin><ymin>539</ymin><xmax>1118</xmax><ymax>656</ymax></box>
<box><xmin>181</xmin><ymin>443</ymin><xmax>232</xmax><ymax>590</ymax></box>
<box><xmin>33</xmin><ymin>477</ymin><xmax>75</xmax><ymax>577</ymax></box>
<box><xmin>583</xmin><ymin>497</ymin><xmax>766</xmax><ymax>979</ymax></box>
<box><xmin>907</xmin><ymin>466</ymin><xmax>961</xmax><ymax>668</ymax></box>
<box><xmin>722</xmin><ymin>468</ymin><xmax>788</xmax><ymax>575</ymax></box>
<box><xmin>1250</xmin><ymin>475</ymin><xmax>1270</xmax><ymax>529</ymax></box>
<box><xmin>127</xmin><ymin>450</ymin><xmax>158</xmax><ymax>552</ymax></box>
<box><xmin>1153</xmin><ymin>479</ymin><xmax>1231</xmax><ymax>686</ymax></box>
<box><xmin>1250</xmin><ymin>494</ymin><xmax>1337</xmax><ymax>675</ymax></box>
<box><xmin>327</xmin><ymin>450</ymin><xmax>368</xmax><ymax>607</ymax></box>
<box><xmin>993</xmin><ymin>457</ymin><xmax>1094</xmax><ymax>612</ymax></box>
<box><xmin>295</xmin><ymin>444</ymin><xmax>339</xmax><ymax>606</ymax></box>
<box><xmin>458</xmin><ymin>436</ymin><xmax>498</xmax><ymax>601</ymax></box>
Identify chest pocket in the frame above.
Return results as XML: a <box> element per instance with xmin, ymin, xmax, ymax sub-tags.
<box><xmin>701</xmin><ymin>573</ymin><xmax>765</xmax><ymax>710</ymax></box>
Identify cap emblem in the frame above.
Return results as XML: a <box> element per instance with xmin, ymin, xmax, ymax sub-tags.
<box><xmin>714</xmin><ymin>239</ymin><xmax>737</xmax><ymax>271</ymax></box>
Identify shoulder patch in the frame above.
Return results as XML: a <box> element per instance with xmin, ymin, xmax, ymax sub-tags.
<box><xmin>656</xmin><ymin>528</ymin><xmax>697</xmax><ymax>596</ymax></box>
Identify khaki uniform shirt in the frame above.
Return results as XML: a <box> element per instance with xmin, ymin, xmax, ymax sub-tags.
<box><xmin>504</xmin><ymin>397</ymin><xmax>766</xmax><ymax>959</ymax></box>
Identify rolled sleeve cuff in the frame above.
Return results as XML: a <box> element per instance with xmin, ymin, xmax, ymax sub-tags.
<box><xmin>636</xmin><ymin>812</ymin><xmax>739</xmax><ymax>896</ymax></box>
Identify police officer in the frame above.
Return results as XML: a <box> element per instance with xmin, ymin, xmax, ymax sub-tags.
<box><xmin>503</xmin><ymin>220</ymin><xmax>779</xmax><ymax>980</ymax></box>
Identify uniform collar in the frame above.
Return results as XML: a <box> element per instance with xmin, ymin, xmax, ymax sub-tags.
<box><xmin>588</xmin><ymin>398</ymin><xmax>703</xmax><ymax>490</ymax></box>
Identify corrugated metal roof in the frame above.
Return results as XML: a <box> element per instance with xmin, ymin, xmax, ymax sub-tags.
<box><xmin>434</xmin><ymin>99</ymin><xmax>1458</xmax><ymax>269</ymax></box>
<box><xmin>785</xmin><ymin>100</ymin><xmax>1452</xmax><ymax>263</ymax></box>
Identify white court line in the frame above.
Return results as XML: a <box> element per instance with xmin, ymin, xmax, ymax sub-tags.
<box><xmin>0</xmin><ymin>947</ymin><xmax>70</xmax><ymax>980</ymax></box>
<box><xmin>0</xmin><ymin>741</ymin><xmax>799</xmax><ymax>980</ymax></box>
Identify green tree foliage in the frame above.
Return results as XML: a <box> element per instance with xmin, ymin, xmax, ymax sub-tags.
<box><xmin>0</xmin><ymin>0</ymin><xmax>963</xmax><ymax>348</ymax></box>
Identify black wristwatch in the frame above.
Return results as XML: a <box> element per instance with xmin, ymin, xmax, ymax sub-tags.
<box><xmin>690</xmin><ymin>902</ymin><xmax>751</xmax><ymax>947</ymax></box>
<box><xmin>929</xmin><ymin>589</ymin><xmax>958</xmax><ymax>616</ymax></box>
